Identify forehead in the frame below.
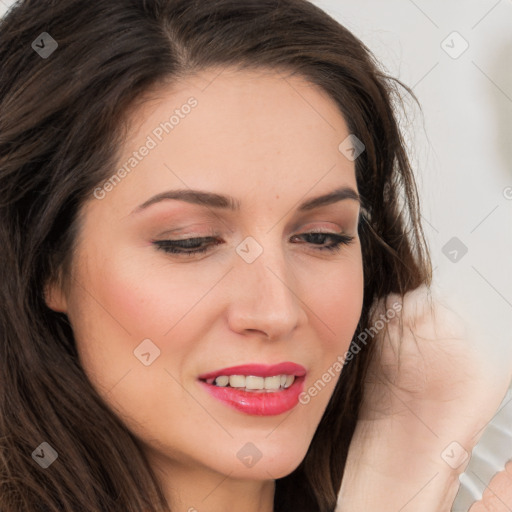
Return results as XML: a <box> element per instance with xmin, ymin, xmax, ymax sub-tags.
<box><xmin>93</xmin><ymin>67</ymin><xmax>357</xmax><ymax>216</ymax></box>
<box><xmin>124</xmin><ymin>67</ymin><xmax>351</xmax><ymax>155</ymax></box>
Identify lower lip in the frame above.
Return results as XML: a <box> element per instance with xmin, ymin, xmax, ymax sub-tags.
<box><xmin>198</xmin><ymin>377</ymin><xmax>306</xmax><ymax>416</ymax></box>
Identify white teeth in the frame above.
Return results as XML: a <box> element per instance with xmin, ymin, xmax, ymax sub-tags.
<box><xmin>284</xmin><ymin>375</ymin><xmax>294</xmax><ymax>388</ymax></box>
<box><xmin>229</xmin><ymin>375</ymin><xmax>246</xmax><ymax>388</ymax></box>
<box><xmin>214</xmin><ymin>375</ymin><xmax>229</xmax><ymax>387</ymax></box>
<box><xmin>264</xmin><ymin>375</ymin><xmax>282</xmax><ymax>390</ymax></box>
<box><xmin>245</xmin><ymin>376</ymin><xmax>264</xmax><ymax>390</ymax></box>
<box><xmin>210</xmin><ymin>374</ymin><xmax>296</xmax><ymax>391</ymax></box>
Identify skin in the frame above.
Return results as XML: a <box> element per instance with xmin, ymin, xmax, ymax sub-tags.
<box><xmin>45</xmin><ymin>67</ymin><xmax>364</xmax><ymax>512</ymax></box>
<box><xmin>468</xmin><ymin>461</ymin><xmax>512</xmax><ymax>511</ymax></box>
<box><xmin>337</xmin><ymin>286</ymin><xmax>512</xmax><ymax>511</ymax></box>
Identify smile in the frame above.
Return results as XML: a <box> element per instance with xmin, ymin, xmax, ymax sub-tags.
<box><xmin>206</xmin><ymin>374</ymin><xmax>296</xmax><ymax>391</ymax></box>
<box><xmin>197</xmin><ymin>362</ymin><xmax>307</xmax><ymax>416</ymax></box>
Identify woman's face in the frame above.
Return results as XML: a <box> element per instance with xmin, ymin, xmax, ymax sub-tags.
<box><xmin>46</xmin><ymin>68</ymin><xmax>363</xmax><ymax>485</ymax></box>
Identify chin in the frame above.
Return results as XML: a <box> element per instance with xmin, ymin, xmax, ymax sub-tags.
<box><xmin>214</xmin><ymin>436</ymin><xmax>311</xmax><ymax>481</ymax></box>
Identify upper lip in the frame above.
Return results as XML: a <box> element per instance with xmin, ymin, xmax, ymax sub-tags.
<box><xmin>198</xmin><ymin>362</ymin><xmax>307</xmax><ymax>380</ymax></box>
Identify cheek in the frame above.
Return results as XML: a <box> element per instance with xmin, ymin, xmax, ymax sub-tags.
<box><xmin>66</xmin><ymin>251</ymin><xmax>209</xmax><ymax>392</ymax></box>
<box><xmin>298</xmin><ymin>250</ymin><xmax>363</xmax><ymax>406</ymax></box>
<box><xmin>308</xmin><ymin>252</ymin><xmax>364</xmax><ymax>349</ymax></box>
<box><xmin>83</xmin><ymin>249</ymin><xmax>215</xmax><ymax>343</ymax></box>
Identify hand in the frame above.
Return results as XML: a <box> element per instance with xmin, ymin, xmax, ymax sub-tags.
<box><xmin>468</xmin><ymin>461</ymin><xmax>512</xmax><ymax>511</ymax></box>
<box><xmin>337</xmin><ymin>285</ymin><xmax>512</xmax><ymax>512</ymax></box>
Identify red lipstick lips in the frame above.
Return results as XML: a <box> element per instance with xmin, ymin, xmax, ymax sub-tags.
<box><xmin>197</xmin><ymin>362</ymin><xmax>306</xmax><ymax>416</ymax></box>
<box><xmin>197</xmin><ymin>362</ymin><xmax>306</xmax><ymax>380</ymax></box>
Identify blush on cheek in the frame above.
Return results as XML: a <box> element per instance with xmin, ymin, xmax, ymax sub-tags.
<box><xmin>90</xmin><ymin>257</ymin><xmax>166</xmax><ymax>333</ymax></box>
<box><xmin>91</xmin><ymin>257</ymin><xmax>218</xmax><ymax>351</ymax></box>
<box><xmin>315</xmin><ymin>270</ymin><xmax>363</xmax><ymax>350</ymax></box>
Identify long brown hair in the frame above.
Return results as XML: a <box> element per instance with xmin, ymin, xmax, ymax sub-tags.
<box><xmin>0</xmin><ymin>1</ymin><xmax>432</xmax><ymax>510</ymax></box>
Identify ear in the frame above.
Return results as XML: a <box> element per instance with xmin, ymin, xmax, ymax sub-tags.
<box><xmin>44</xmin><ymin>274</ymin><xmax>68</xmax><ymax>313</ymax></box>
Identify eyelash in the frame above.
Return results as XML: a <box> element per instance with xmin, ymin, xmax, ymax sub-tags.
<box><xmin>153</xmin><ymin>232</ymin><xmax>355</xmax><ymax>257</ymax></box>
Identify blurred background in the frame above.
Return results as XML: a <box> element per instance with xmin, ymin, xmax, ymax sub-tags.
<box><xmin>1</xmin><ymin>0</ymin><xmax>511</xmax><ymax>510</ymax></box>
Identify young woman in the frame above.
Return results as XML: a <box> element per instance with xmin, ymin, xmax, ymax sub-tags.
<box><xmin>3</xmin><ymin>1</ymin><xmax>503</xmax><ymax>511</ymax></box>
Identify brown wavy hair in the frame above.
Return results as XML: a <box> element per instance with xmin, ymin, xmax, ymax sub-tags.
<box><xmin>0</xmin><ymin>0</ymin><xmax>432</xmax><ymax>510</ymax></box>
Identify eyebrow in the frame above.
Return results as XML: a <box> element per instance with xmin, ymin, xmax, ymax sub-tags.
<box><xmin>131</xmin><ymin>186</ymin><xmax>360</xmax><ymax>214</ymax></box>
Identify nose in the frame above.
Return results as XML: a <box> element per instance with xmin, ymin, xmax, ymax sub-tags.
<box><xmin>226</xmin><ymin>240</ymin><xmax>307</xmax><ymax>340</ymax></box>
